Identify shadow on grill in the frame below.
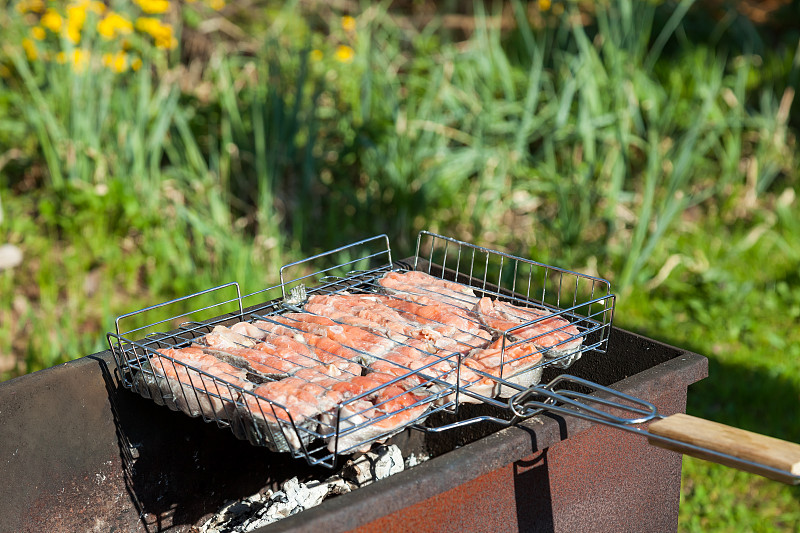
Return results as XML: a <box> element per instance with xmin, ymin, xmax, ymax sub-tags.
<box><xmin>514</xmin><ymin>450</ymin><xmax>554</xmax><ymax>533</ymax></box>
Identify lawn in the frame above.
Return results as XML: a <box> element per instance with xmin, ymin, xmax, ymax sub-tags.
<box><xmin>1</xmin><ymin>0</ymin><xmax>799</xmax><ymax>529</ymax></box>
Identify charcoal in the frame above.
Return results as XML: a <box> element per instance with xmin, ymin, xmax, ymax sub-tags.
<box><xmin>196</xmin><ymin>445</ymin><xmax>421</xmax><ymax>532</ymax></box>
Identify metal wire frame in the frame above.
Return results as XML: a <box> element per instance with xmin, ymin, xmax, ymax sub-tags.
<box><xmin>414</xmin><ymin>231</ymin><xmax>614</xmax><ymax>353</ymax></box>
<box><xmin>107</xmin><ymin>231</ymin><xmax>616</xmax><ymax>468</ymax></box>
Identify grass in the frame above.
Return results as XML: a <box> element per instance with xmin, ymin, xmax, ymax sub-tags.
<box><xmin>620</xmin><ymin>187</ymin><xmax>800</xmax><ymax>530</ymax></box>
<box><xmin>1</xmin><ymin>0</ymin><xmax>799</xmax><ymax>529</ymax></box>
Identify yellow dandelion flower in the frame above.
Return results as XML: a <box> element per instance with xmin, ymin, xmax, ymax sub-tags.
<box><xmin>22</xmin><ymin>38</ymin><xmax>38</xmax><ymax>61</ymax></box>
<box><xmin>97</xmin><ymin>12</ymin><xmax>134</xmax><ymax>40</ymax></box>
<box><xmin>341</xmin><ymin>15</ymin><xmax>356</xmax><ymax>32</ymax></box>
<box><xmin>161</xmin><ymin>36</ymin><xmax>178</xmax><ymax>50</ymax></box>
<box><xmin>135</xmin><ymin>17</ymin><xmax>156</xmax><ymax>32</ymax></box>
<box><xmin>208</xmin><ymin>0</ymin><xmax>225</xmax><ymax>10</ymax></box>
<box><xmin>310</xmin><ymin>49</ymin><xmax>323</xmax><ymax>62</ymax></box>
<box><xmin>110</xmin><ymin>51</ymin><xmax>128</xmax><ymax>73</ymax></box>
<box><xmin>31</xmin><ymin>26</ymin><xmax>46</xmax><ymax>40</ymax></box>
<box><xmin>97</xmin><ymin>17</ymin><xmax>112</xmax><ymax>40</ymax></box>
<box><xmin>538</xmin><ymin>0</ymin><xmax>551</xmax><ymax>11</ymax></box>
<box><xmin>70</xmin><ymin>49</ymin><xmax>89</xmax><ymax>72</ymax></box>
<box><xmin>65</xmin><ymin>24</ymin><xmax>81</xmax><ymax>44</ymax></box>
<box><xmin>131</xmin><ymin>56</ymin><xmax>143</xmax><ymax>71</ymax></box>
<box><xmin>65</xmin><ymin>4</ymin><xmax>86</xmax><ymax>43</ymax></box>
<box><xmin>66</xmin><ymin>4</ymin><xmax>87</xmax><ymax>27</ymax></box>
<box><xmin>103</xmin><ymin>51</ymin><xmax>133</xmax><ymax>73</ymax></box>
<box><xmin>135</xmin><ymin>17</ymin><xmax>177</xmax><ymax>50</ymax></box>
<box><xmin>134</xmin><ymin>17</ymin><xmax>152</xmax><ymax>33</ymax></box>
<box><xmin>41</xmin><ymin>8</ymin><xmax>63</xmax><ymax>33</ymax></box>
<box><xmin>134</xmin><ymin>0</ymin><xmax>170</xmax><ymax>15</ymax></box>
<box><xmin>56</xmin><ymin>51</ymin><xmax>67</xmax><ymax>64</ymax></box>
<box><xmin>334</xmin><ymin>44</ymin><xmax>354</xmax><ymax>63</ymax></box>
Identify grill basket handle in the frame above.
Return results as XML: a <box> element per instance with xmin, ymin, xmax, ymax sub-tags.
<box><xmin>508</xmin><ymin>375</ymin><xmax>800</xmax><ymax>485</ymax></box>
<box><xmin>648</xmin><ymin>413</ymin><xmax>800</xmax><ymax>485</ymax></box>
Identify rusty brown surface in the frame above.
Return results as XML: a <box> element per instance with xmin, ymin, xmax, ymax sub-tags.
<box><xmin>0</xmin><ymin>353</ymin><xmax>331</xmax><ymax>533</ymax></box>
<box><xmin>340</xmin><ymin>362</ymin><xmax>691</xmax><ymax>533</ymax></box>
<box><xmin>0</xmin><ymin>327</ymin><xmax>706</xmax><ymax>532</ymax></box>
<box><xmin>21</xmin><ymin>460</ymin><xmax>143</xmax><ymax>533</ymax></box>
<box><xmin>263</xmin><ymin>337</ymin><xmax>707</xmax><ymax>533</ymax></box>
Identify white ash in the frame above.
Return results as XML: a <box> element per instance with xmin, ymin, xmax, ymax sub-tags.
<box><xmin>340</xmin><ymin>443</ymin><xmax>404</xmax><ymax>488</ymax></box>
<box><xmin>233</xmin><ymin>477</ymin><xmax>346</xmax><ymax>532</ymax></box>
<box><xmin>197</xmin><ymin>445</ymin><xmax>421</xmax><ymax>533</ymax></box>
<box><xmin>404</xmin><ymin>452</ymin><xmax>429</xmax><ymax>468</ymax></box>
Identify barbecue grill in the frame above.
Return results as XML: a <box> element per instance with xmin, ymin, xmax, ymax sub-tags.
<box><xmin>1</xmin><ymin>231</ymin><xmax>798</xmax><ymax>532</ymax></box>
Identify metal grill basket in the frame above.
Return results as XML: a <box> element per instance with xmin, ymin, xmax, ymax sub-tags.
<box><xmin>107</xmin><ymin>232</ymin><xmax>615</xmax><ymax>467</ymax></box>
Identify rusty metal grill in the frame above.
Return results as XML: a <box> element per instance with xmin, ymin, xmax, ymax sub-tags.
<box><xmin>107</xmin><ymin>232</ymin><xmax>615</xmax><ymax>468</ymax></box>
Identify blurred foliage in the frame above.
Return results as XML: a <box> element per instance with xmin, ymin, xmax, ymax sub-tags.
<box><xmin>0</xmin><ymin>0</ymin><xmax>799</xmax><ymax>529</ymax></box>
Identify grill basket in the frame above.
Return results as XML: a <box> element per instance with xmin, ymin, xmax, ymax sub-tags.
<box><xmin>107</xmin><ymin>232</ymin><xmax>615</xmax><ymax>467</ymax></box>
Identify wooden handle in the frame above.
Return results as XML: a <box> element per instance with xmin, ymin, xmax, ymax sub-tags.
<box><xmin>648</xmin><ymin>413</ymin><xmax>800</xmax><ymax>485</ymax></box>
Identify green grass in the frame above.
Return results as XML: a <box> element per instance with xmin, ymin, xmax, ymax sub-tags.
<box><xmin>619</xmin><ymin>190</ymin><xmax>800</xmax><ymax>530</ymax></box>
<box><xmin>1</xmin><ymin>0</ymin><xmax>799</xmax><ymax>529</ymax></box>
